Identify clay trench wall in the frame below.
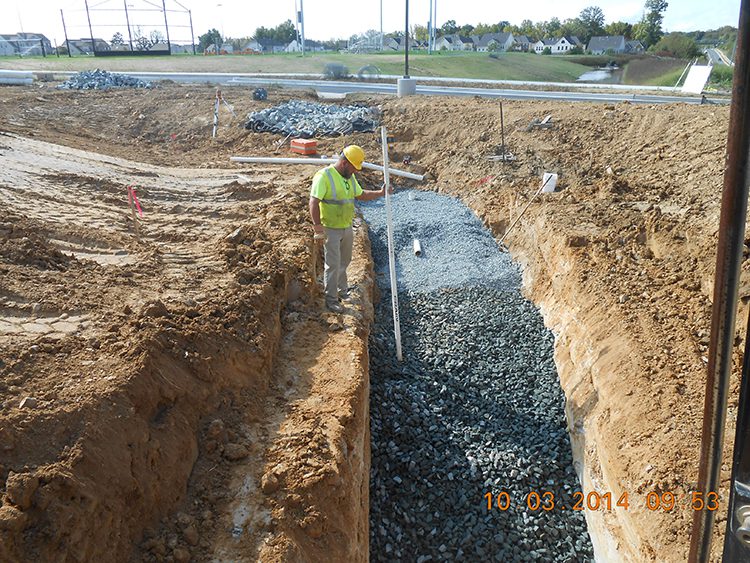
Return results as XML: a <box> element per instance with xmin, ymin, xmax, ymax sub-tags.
<box><xmin>0</xmin><ymin>251</ymin><xmax>372</xmax><ymax>561</ymax></box>
<box><xmin>473</xmin><ymin>206</ymin><xmax>647</xmax><ymax>561</ymax></box>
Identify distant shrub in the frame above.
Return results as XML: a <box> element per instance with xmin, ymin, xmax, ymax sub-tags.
<box><xmin>323</xmin><ymin>63</ymin><xmax>349</xmax><ymax>79</ymax></box>
<box><xmin>710</xmin><ymin>65</ymin><xmax>734</xmax><ymax>89</ymax></box>
<box><xmin>542</xmin><ymin>47</ymin><xmax>551</xmax><ymax>55</ymax></box>
<box><xmin>653</xmin><ymin>33</ymin><xmax>701</xmax><ymax>59</ymax></box>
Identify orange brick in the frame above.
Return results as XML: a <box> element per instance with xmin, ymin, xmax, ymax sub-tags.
<box><xmin>290</xmin><ymin>138</ymin><xmax>318</xmax><ymax>155</ymax></box>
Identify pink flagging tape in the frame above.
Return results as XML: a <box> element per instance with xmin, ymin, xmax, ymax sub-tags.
<box><xmin>128</xmin><ymin>186</ymin><xmax>144</xmax><ymax>217</ymax></box>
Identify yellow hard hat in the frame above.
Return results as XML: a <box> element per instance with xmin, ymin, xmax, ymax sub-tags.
<box><xmin>342</xmin><ymin>145</ymin><xmax>365</xmax><ymax>170</ymax></box>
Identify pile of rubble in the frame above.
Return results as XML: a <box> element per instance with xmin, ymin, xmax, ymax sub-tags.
<box><xmin>57</xmin><ymin>69</ymin><xmax>153</xmax><ymax>90</ymax></box>
<box><xmin>245</xmin><ymin>100</ymin><xmax>380</xmax><ymax>137</ymax></box>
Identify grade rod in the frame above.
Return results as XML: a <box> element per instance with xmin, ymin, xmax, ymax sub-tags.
<box><xmin>230</xmin><ymin>156</ymin><xmax>424</xmax><ymax>181</ymax></box>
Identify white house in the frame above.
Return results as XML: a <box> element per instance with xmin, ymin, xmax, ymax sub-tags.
<box><xmin>475</xmin><ymin>32</ymin><xmax>514</xmax><ymax>52</ymax></box>
<box><xmin>533</xmin><ymin>39</ymin><xmax>556</xmax><ymax>54</ymax></box>
<box><xmin>242</xmin><ymin>39</ymin><xmax>262</xmax><ymax>53</ymax></box>
<box><xmin>550</xmin><ymin>36</ymin><xmax>577</xmax><ymax>54</ymax></box>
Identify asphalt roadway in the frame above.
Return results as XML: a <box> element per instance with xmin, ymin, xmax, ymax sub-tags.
<box><xmin>50</xmin><ymin>70</ymin><xmax>729</xmax><ymax>105</ymax></box>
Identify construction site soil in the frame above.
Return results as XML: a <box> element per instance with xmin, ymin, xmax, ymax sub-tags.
<box><xmin>0</xmin><ymin>82</ymin><xmax>740</xmax><ymax>561</ymax></box>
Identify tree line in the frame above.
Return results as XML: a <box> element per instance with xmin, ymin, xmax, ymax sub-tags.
<box><xmin>422</xmin><ymin>1</ymin><xmax>669</xmax><ymax>48</ymax></box>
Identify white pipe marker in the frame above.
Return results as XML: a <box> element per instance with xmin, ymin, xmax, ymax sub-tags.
<box><xmin>381</xmin><ymin>126</ymin><xmax>403</xmax><ymax>362</ymax></box>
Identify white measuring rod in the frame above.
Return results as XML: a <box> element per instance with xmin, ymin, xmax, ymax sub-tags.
<box><xmin>381</xmin><ymin>126</ymin><xmax>403</xmax><ymax>362</ymax></box>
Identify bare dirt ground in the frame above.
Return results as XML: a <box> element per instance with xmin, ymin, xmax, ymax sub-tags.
<box><xmin>0</xmin><ymin>81</ymin><xmax>740</xmax><ymax>561</ymax></box>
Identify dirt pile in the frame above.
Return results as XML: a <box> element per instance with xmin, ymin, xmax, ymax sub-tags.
<box><xmin>0</xmin><ymin>82</ymin><xmax>739</xmax><ymax>561</ymax></box>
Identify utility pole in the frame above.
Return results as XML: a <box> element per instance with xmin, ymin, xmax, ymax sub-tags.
<box><xmin>189</xmin><ymin>10</ymin><xmax>195</xmax><ymax>54</ymax></box>
<box><xmin>300</xmin><ymin>0</ymin><xmax>306</xmax><ymax>55</ymax></box>
<box><xmin>432</xmin><ymin>0</ymin><xmax>437</xmax><ymax>52</ymax></box>
<box><xmin>84</xmin><ymin>0</ymin><xmax>96</xmax><ymax>54</ymax></box>
<box><xmin>161</xmin><ymin>0</ymin><xmax>171</xmax><ymax>53</ymax></box>
<box><xmin>380</xmin><ymin>0</ymin><xmax>384</xmax><ymax>51</ymax></box>
<box><xmin>60</xmin><ymin>9</ymin><xmax>72</xmax><ymax>57</ymax></box>
<box><xmin>123</xmin><ymin>0</ymin><xmax>134</xmax><ymax>51</ymax></box>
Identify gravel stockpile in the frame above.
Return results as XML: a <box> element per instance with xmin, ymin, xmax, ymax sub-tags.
<box><xmin>244</xmin><ymin>100</ymin><xmax>380</xmax><ymax>137</ymax></box>
<box><xmin>57</xmin><ymin>69</ymin><xmax>152</xmax><ymax>90</ymax></box>
<box><xmin>361</xmin><ymin>190</ymin><xmax>594</xmax><ymax>562</ymax></box>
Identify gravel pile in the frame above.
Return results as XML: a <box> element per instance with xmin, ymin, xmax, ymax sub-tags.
<box><xmin>244</xmin><ymin>100</ymin><xmax>380</xmax><ymax>137</ymax></box>
<box><xmin>57</xmin><ymin>69</ymin><xmax>152</xmax><ymax>90</ymax></box>
<box><xmin>361</xmin><ymin>190</ymin><xmax>594</xmax><ymax>562</ymax></box>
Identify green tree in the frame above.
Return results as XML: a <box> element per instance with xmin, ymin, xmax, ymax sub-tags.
<box><xmin>560</xmin><ymin>18</ymin><xmax>586</xmax><ymax>41</ymax></box>
<box><xmin>273</xmin><ymin>20</ymin><xmax>296</xmax><ymax>43</ymax></box>
<box><xmin>635</xmin><ymin>0</ymin><xmax>668</xmax><ymax>47</ymax></box>
<box><xmin>441</xmin><ymin>19</ymin><xmax>458</xmax><ymax>35</ymax></box>
<box><xmin>579</xmin><ymin>6</ymin><xmax>605</xmax><ymax>44</ymax></box>
<box><xmin>653</xmin><ymin>32</ymin><xmax>700</xmax><ymax>58</ymax></box>
<box><xmin>519</xmin><ymin>19</ymin><xmax>535</xmax><ymax>37</ymax></box>
<box><xmin>605</xmin><ymin>21</ymin><xmax>633</xmax><ymax>38</ymax></box>
<box><xmin>111</xmin><ymin>32</ymin><xmax>124</xmax><ymax>46</ymax></box>
<box><xmin>459</xmin><ymin>24</ymin><xmax>475</xmax><ymax>36</ymax></box>
<box><xmin>198</xmin><ymin>28</ymin><xmax>222</xmax><ymax>51</ymax></box>
<box><xmin>542</xmin><ymin>17</ymin><xmax>562</xmax><ymax>37</ymax></box>
<box><xmin>411</xmin><ymin>24</ymin><xmax>428</xmax><ymax>42</ymax></box>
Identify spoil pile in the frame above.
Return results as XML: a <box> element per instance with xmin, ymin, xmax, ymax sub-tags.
<box><xmin>362</xmin><ymin>190</ymin><xmax>594</xmax><ymax>561</ymax></box>
<box><xmin>244</xmin><ymin>100</ymin><xmax>380</xmax><ymax>137</ymax></box>
<box><xmin>57</xmin><ymin>69</ymin><xmax>153</xmax><ymax>90</ymax></box>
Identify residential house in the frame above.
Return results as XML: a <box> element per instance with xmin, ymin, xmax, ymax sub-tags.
<box><xmin>242</xmin><ymin>39</ymin><xmax>263</xmax><ymax>53</ymax></box>
<box><xmin>1</xmin><ymin>32</ymin><xmax>54</xmax><ymax>56</ymax></box>
<box><xmin>550</xmin><ymin>36</ymin><xmax>580</xmax><ymax>54</ymax></box>
<box><xmin>434</xmin><ymin>35</ymin><xmax>452</xmax><ymax>50</ymax></box>
<box><xmin>169</xmin><ymin>44</ymin><xmax>193</xmax><ymax>54</ymax></box>
<box><xmin>533</xmin><ymin>38</ymin><xmax>557</xmax><ymax>54</ymax></box>
<box><xmin>0</xmin><ymin>36</ymin><xmax>16</xmax><ymax>56</ymax></box>
<box><xmin>513</xmin><ymin>35</ymin><xmax>531</xmax><ymax>52</ymax></box>
<box><xmin>533</xmin><ymin>36</ymin><xmax>581</xmax><ymax>55</ymax></box>
<box><xmin>384</xmin><ymin>37</ymin><xmax>417</xmax><ymax>51</ymax></box>
<box><xmin>475</xmin><ymin>32</ymin><xmax>514</xmax><ymax>52</ymax></box>
<box><xmin>285</xmin><ymin>39</ymin><xmax>325</xmax><ymax>52</ymax></box>
<box><xmin>149</xmin><ymin>41</ymin><xmax>170</xmax><ymax>52</ymax></box>
<box><xmin>67</xmin><ymin>38</ymin><xmax>110</xmax><ymax>55</ymax></box>
<box><xmin>587</xmin><ymin>35</ymin><xmax>627</xmax><ymax>55</ymax></box>
<box><xmin>258</xmin><ymin>40</ymin><xmax>287</xmax><ymax>53</ymax></box>
<box><xmin>452</xmin><ymin>34</ymin><xmax>474</xmax><ymax>50</ymax></box>
<box><xmin>625</xmin><ymin>40</ymin><xmax>645</xmax><ymax>54</ymax></box>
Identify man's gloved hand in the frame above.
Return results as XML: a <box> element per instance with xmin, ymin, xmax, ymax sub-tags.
<box><xmin>313</xmin><ymin>224</ymin><xmax>326</xmax><ymax>243</ymax></box>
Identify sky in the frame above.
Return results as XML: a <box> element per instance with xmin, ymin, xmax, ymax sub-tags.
<box><xmin>2</xmin><ymin>0</ymin><xmax>743</xmax><ymax>47</ymax></box>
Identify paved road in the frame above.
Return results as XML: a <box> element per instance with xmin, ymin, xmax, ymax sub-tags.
<box><xmin>224</xmin><ymin>76</ymin><xmax>721</xmax><ymax>105</ymax></box>
<box><xmin>50</xmin><ymin>70</ymin><xmax>728</xmax><ymax>105</ymax></box>
<box><xmin>706</xmin><ymin>48</ymin><xmax>734</xmax><ymax>66</ymax></box>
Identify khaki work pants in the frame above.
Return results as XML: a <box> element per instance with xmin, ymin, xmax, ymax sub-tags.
<box><xmin>323</xmin><ymin>226</ymin><xmax>353</xmax><ymax>304</ymax></box>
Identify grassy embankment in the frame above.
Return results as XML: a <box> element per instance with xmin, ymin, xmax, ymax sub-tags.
<box><xmin>0</xmin><ymin>51</ymin><xmax>714</xmax><ymax>87</ymax></box>
<box><xmin>0</xmin><ymin>51</ymin><xmax>589</xmax><ymax>82</ymax></box>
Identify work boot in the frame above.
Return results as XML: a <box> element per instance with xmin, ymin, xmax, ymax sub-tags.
<box><xmin>326</xmin><ymin>300</ymin><xmax>344</xmax><ymax>314</ymax></box>
<box><xmin>338</xmin><ymin>285</ymin><xmax>357</xmax><ymax>300</ymax></box>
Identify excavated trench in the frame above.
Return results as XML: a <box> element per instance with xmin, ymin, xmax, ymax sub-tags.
<box><xmin>362</xmin><ymin>190</ymin><xmax>594</xmax><ymax>561</ymax></box>
<box><xmin>1</xmin><ymin>88</ymin><xmax>732</xmax><ymax>562</ymax></box>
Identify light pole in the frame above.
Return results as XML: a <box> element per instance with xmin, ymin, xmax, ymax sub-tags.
<box><xmin>396</xmin><ymin>0</ymin><xmax>416</xmax><ymax>95</ymax></box>
<box><xmin>216</xmin><ymin>3</ymin><xmax>224</xmax><ymax>41</ymax></box>
<box><xmin>404</xmin><ymin>0</ymin><xmax>409</xmax><ymax>77</ymax></box>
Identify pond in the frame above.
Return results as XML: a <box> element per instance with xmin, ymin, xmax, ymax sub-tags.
<box><xmin>577</xmin><ymin>67</ymin><xmax>624</xmax><ymax>84</ymax></box>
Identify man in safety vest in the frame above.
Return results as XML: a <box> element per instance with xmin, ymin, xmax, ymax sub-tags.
<box><xmin>310</xmin><ymin>145</ymin><xmax>389</xmax><ymax>313</ymax></box>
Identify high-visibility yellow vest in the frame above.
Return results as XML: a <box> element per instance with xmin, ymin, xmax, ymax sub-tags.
<box><xmin>312</xmin><ymin>166</ymin><xmax>362</xmax><ymax>229</ymax></box>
